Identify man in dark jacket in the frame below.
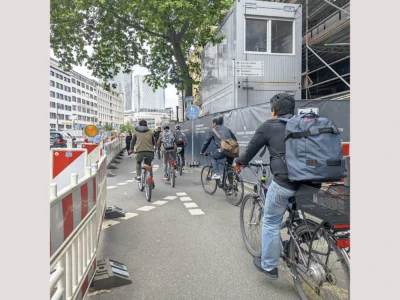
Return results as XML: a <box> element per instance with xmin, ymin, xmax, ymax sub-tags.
<box><xmin>200</xmin><ymin>116</ymin><xmax>237</xmax><ymax>180</ymax></box>
<box><xmin>130</xmin><ymin>120</ymin><xmax>155</xmax><ymax>183</ymax></box>
<box><xmin>235</xmin><ymin>93</ymin><xmax>308</xmax><ymax>280</ymax></box>
<box><xmin>126</xmin><ymin>131</ymin><xmax>133</xmax><ymax>156</ymax></box>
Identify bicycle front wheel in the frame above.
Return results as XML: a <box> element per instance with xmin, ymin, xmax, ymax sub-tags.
<box><xmin>179</xmin><ymin>156</ymin><xmax>183</xmax><ymax>176</ymax></box>
<box><xmin>201</xmin><ymin>165</ymin><xmax>218</xmax><ymax>195</ymax></box>
<box><xmin>240</xmin><ymin>193</ymin><xmax>264</xmax><ymax>257</ymax></box>
<box><xmin>289</xmin><ymin>224</ymin><xmax>350</xmax><ymax>300</ymax></box>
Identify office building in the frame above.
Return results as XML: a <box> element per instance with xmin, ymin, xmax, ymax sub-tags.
<box><xmin>132</xmin><ymin>75</ymin><xmax>165</xmax><ymax>112</ymax></box>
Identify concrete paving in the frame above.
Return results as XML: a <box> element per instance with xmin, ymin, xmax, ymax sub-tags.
<box><xmin>88</xmin><ymin>151</ymin><xmax>300</xmax><ymax>300</ymax></box>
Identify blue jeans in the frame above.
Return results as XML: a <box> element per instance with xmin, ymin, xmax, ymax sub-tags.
<box><xmin>261</xmin><ymin>180</ymin><xmax>296</xmax><ymax>271</ymax></box>
<box><xmin>211</xmin><ymin>150</ymin><xmax>233</xmax><ymax>175</ymax></box>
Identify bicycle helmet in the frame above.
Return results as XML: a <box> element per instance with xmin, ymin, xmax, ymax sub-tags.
<box><xmin>175</xmin><ymin>125</ymin><xmax>181</xmax><ymax>130</ymax></box>
<box><xmin>163</xmin><ymin>125</ymin><xmax>169</xmax><ymax>130</ymax></box>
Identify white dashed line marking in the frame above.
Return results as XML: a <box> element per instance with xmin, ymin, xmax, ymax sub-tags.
<box><xmin>164</xmin><ymin>196</ymin><xmax>177</xmax><ymax>200</ymax></box>
<box><xmin>107</xmin><ymin>186</ymin><xmax>117</xmax><ymax>190</ymax></box>
<box><xmin>101</xmin><ymin>220</ymin><xmax>120</xmax><ymax>230</ymax></box>
<box><xmin>137</xmin><ymin>206</ymin><xmax>156</xmax><ymax>212</ymax></box>
<box><xmin>176</xmin><ymin>192</ymin><xmax>187</xmax><ymax>196</ymax></box>
<box><xmin>117</xmin><ymin>183</ymin><xmax>128</xmax><ymax>186</ymax></box>
<box><xmin>117</xmin><ymin>213</ymin><xmax>138</xmax><ymax>220</ymax></box>
<box><xmin>153</xmin><ymin>200</ymin><xmax>168</xmax><ymax>205</ymax></box>
<box><xmin>180</xmin><ymin>197</ymin><xmax>192</xmax><ymax>201</ymax></box>
<box><xmin>125</xmin><ymin>180</ymin><xmax>135</xmax><ymax>183</ymax></box>
<box><xmin>184</xmin><ymin>203</ymin><xmax>198</xmax><ymax>208</ymax></box>
<box><xmin>130</xmin><ymin>171</ymin><xmax>137</xmax><ymax>174</ymax></box>
<box><xmin>188</xmin><ymin>209</ymin><xmax>205</xmax><ymax>215</ymax></box>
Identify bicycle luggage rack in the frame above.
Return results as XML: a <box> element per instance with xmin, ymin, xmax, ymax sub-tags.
<box><xmin>295</xmin><ymin>184</ymin><xmax>350</xmax><ymax>230</ymax></box>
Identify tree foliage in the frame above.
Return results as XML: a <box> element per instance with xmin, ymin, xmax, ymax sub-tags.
<box><xmin>51</xmin><ymin>0</ymin><xmax>233</xmax><ymax>97</ymax></box>
<box><xmin>120</xmin><ymin>122</ymin><xmax>135</xmax><ymax>133</ymax></box>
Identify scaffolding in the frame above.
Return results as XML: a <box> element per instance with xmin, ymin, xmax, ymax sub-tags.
<box><xmin>282</xmin><ymin>0</ymin><xmax>350</xmax><ymax>99</ymax></box>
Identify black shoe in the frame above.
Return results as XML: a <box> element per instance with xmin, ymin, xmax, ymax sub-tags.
<box><xmin>253</xmin><ymin>257</ymin><xmax>279</xmax><ymax>280</ymax></box>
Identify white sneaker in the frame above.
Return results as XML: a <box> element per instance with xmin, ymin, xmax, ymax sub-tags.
<box><xmin>211</xmin><ymin>174</ymin><xmax>221</xmax><ymax>180</ymax></box>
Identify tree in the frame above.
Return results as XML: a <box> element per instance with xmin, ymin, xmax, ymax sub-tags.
<box><xmin>51</xmin><ymin>0</ymin><xmax>233</xmax><ymax>97</ymax></box>
<box><xmin>120</xmin><ymin>122</ymin><xmax>135</xmax><ymax>133</ymax></box>
<box><xmin>103</xmin><ymin>124</ymin><xmax>113</xmax><ymax>131</ymax></box>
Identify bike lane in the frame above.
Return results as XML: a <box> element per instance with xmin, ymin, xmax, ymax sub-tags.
<box><xmin>89</xmin><ymin>152</ymin><xmax>299</xmax><ymax>300</ymax></box>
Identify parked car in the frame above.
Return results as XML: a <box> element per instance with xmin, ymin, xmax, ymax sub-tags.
<box><xmin>50</xmin><ymin>131</ymin><xmax>77</xmax><ymax>149</ymax></box>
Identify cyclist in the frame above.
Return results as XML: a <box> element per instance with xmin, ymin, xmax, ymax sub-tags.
<box><xmin>157</xmin><ymin>125</ymin><xmax>177</xmax><ymax>180</ymax></box>
<box><xmin>153</xmin><ymin>126</ymin><xmax>162</xmax><ymax>158</ymax></box>
<box><xmin>174</xmin><ymin>125</ymin><xmax>187</xmax><ymax>170</ymax></box>
<box><xmin>235</xmin><ymin>93</ymin><xmax>319</xmax><ymax>280</ymax></box>
<box><xmin>129</xmin><ymin>120</ymin><xmax>155</xmax><ymax>183</ymax></box>
<box><xmin>200</xmin><ymin>116</ymin><xmax>237</xmax><ymax>180</ymax></box>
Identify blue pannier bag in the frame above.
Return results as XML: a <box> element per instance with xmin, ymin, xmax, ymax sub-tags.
<box><xmin>276</xmin><ymin>113</ymin><xmax>347</xmax><ymax>182</ymax></box>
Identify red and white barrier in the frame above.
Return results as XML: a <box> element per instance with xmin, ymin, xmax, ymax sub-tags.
<box><xmin>50</xmin><ymin>136</ymin><xmax>123</xmax><ymax>300</ymax></box>
<box><xmin>50</xmin><ymin>149</ymin><xmax>88</xmax><ymax>193</ymax></box>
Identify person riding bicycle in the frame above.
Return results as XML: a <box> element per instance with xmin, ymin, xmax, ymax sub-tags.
<box><xmin>200</xmin><ymin>116</ymin><xmax>237</xmax><ymax>180</ymax></box>
<box><xmin>157</xmin><ymin>125</ymin><xmax>177</xmax><ymax>180</ymax></box>
<box><xmin>174</xmin><ymin>125</ymin><xmax>187</xmax><ymax>170</ymax></box>
<box><xmin>235</xmin><ymin>93</ymin><xmax>320</xmax><ymax>280</ymax></box>
<box><xmin>130</xmin><ymin>120</ymin><xmax>155</xmax><ymax>183</ymax></box>
<box><xmin>153</xmin><ymin>126</ymin><xmax>162</xmax><ymax>157</ymax></box>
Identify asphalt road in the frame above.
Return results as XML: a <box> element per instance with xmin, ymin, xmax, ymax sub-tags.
<box><xmin>88</xmin><ymin>151</ymin><xmax>300</xmax><ymax>300</ymax></box>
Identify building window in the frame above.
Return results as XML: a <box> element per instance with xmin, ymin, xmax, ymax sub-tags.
<box><xmin>83</xmin><ymin>108</ymin><xmax>86</xmax><ymax>113</ymax></box>
<box><xmin>90</xmin><ymin>94</ymin><xmax>93</xmax><ymax>99</ymax></box>
<box><xmin>90</xmin><ymin>87</ymin><xmax>93</xmax><ymax>92</ymax></box>
<box><xmin>77</xmin><ymin>81</ymin><xmax>81</xmax><ymax>86</ymax></box>
<box><xmin>66</xmin><ymin>125</ymin><xmax>72</xmax><ymax>129</ymax></box>
<box><xmin>82</xmin><ymin>116</ymin><xmax>86</xmax><ymax>121</ymax></box>
<box><xmin>59</xmin><ymin>114</ymin><xmax>65</xmax><ymax>120</ymax></box>
<box><xmin>50</xmin><ymin>71</ymin><xmax>54</xmax><ymax>76</ymax></box>
<box><xmin>72</xmin><ymin>96</ymin><xmax>76</xmax><ymax>102</ymax></box>
<box><xmin>271</xmin><ymin>20</ymin><xmax>293</xmax><ymax>54</ymax></box>
<box><xmin>50</xmin><ymin>102</ymin><xmax>56</xmax><ymax>108</ymax></box>
<box><xmin>78</xmin><ymin>115</ymin><xmax>82</xmax><ymax>120</ymax></box>
<box><xmin>86</xmin><ymin>85</ymin><xmax>89</xmax><ymax>90</ymax></box>
<box><xmin>59</xmin><ymin>125</ymin><xmax>64</xmax><ymax>129</ymax></box>
<box><xmin>77</xmin><ymin>98</ymin><xmax>81</xmax><ymax>103</ymax></box>
<box><xmin>50</xmin><ymin>112</ymin><xmax>56</xmax><ymax>119</ymax></box>
<box><xmin>50</xmin><ymin>80</ymin><xmax>55</xmax><ymax>87</ymax></box>
<box><xmin>50</xmin><ymin>124</ymin><xmax>56</xmax><ymax>128</ymax></box>
<box><xmin>94</xmin><ymin>96</ymin><xmax>97</xmax><ymax>100</ymax></box>
<box><xmin>65</xmin><ymin>115</ymin><xmax>70</xmax><ymax>121</ymax></box>
<box><xmin>78</xmin><ymin>107</ymin><xmax>82</xmax><ymax>112</ymax></box>
<box><xmin>73</xmin><ymin>105</ymin><xmax>76</xmax><ymax>111</ymax></box>
<box><xmin>246</xmin><ymin>19</ymin><xmax>268</xmax><ymax>52</ymax></box>
<box><xmin>50</xmin><ymin>91</ymin><xmax>55</xmax><ymax>97</ymax></box>
<box><xmin>60</xmin><ymin>94</ymin><xmax>64</xmax><ymax>100</ymax></box>
<box><xmin>77</xmin><ymin>89</ymin><xmax>81</xmax><ymax>94</ymax></box>
<box><xmin>64</xmin><ymin>77</ymin><xmax>68</xmax><ymax>81</ymax></box>
<box><xmin>72</xmin><ymin>78</ymin><xmax>75</xmax><ymax>84</ymax></box>
<box><xmin>72</xmin><ymin>87</ymin><xmax>76</xmax><ymax>93</ymax></box>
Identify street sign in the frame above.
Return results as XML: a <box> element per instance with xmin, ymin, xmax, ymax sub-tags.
<box><xmin>185</xmin><ymin>96</ymin><xmax>194</xmax><ymax>103</ymax></box>
<box><xmin>186</xmin><ymin>105</ymin><xmax>199</xmax><ymax>120</ymax></box>
<box><xmin>236</xmin><ymin>61</ymin><xmax>264</xmax><ymax>69</ymax></box>
<box><xmin>236</xmin><ymin>69</ymin><xmax>264</xmax><ymax>77</ymax></box>
<box><xmin>235</xmin><ymin>60</ymin><xmax>264</xmax><ymax>77</ymax></box>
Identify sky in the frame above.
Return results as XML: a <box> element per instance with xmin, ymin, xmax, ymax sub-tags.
<box><xmin>50</xmin><ymin>50</ymin><xmax>179</xmax><ymax>108</ymax></box>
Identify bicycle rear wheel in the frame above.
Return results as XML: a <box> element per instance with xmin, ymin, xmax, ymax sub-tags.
<box><xmin>144</xmin><ymin>173</ymin><xmax>152</xmax><ymax>202</ymax></box>
<box><xmin>178</xmin><ymin>155</ymin><xmax>183</xmax><ymax>176</ymax></box>
<box><xmin>225</xmin><ymin>169</ymin><xmax>244</xmax><ymax>206</ymax></box>
<box><xmin>138</xmin><ymin>170</ymin><xmax>145</xmax><ymax>192</ymax></box>
<box><xmin>170</xmin><ymin>164</ymin><xmax>176</xmax><ymax>188</ymax></box>
<box><xmin>201</xmin><ymin>165</ymin><xmax>218</xmax><ymax>195</ymax></box>
<box><xmin>240</xmin><ymin>193</ymin><xmax>264</xmax><ymax>257</ymax></box>
<box><xmin>289</xmin><ymin>224</ymin><xmax>350</xmax><ymax>300</ymax></box>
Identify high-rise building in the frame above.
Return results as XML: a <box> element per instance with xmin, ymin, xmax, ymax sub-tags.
<box><xmin>132</xmin><ymin>75</ymin><xmax>165</xmax><ymax>111</ymax></box>
<box><xmin>50</xmin><ymin>58</ymin><xmax>124</xmax><ymax>130</ymax></box>
<box><xmin>111</xmin><ymin>72</ymin><xmax>133</xmax><ymax>111</ymax></box>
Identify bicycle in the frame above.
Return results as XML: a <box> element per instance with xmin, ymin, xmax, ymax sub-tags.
<box><xmin>176</xmin><ymin>147</ymin><xmax>184</xmax><ymax>176</ymax></box>
<box><xmin>155</xmin><ymin>146</ymin><xmax>161</xmax><ymax>160</ymax></box>
<box><xmin>200</xmin><ymin>153</ymin><xmax>244</xmax><ymax>206</ymax></box>
<box><xmin>164</xmin><ymin>150</ymin><xmax>177</xmax><ymax>188</ymax></box>
<box><xmin>137</xmin><ymin>157</ymin><xmax>155</xmax><ymax>202</ymax></box>
<box><xmin>239</xmin><ymin>161</ymin><xmax>350</xmax><ymax>300</ymax></box>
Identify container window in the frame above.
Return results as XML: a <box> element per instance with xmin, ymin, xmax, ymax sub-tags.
<box><xmin>246</xmin><ymin>19</ymin><xmax>268</xmax><ymax>52</ymax></box>
<box><xmin>271</xmin><ymin>20</ymin><xmax>293</xmax><ymax>54</ymax></box>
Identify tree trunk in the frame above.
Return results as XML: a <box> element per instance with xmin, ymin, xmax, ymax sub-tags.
<box><xmin>170</xmin><ymin>34</ymin><xmax>193</xmax><ymax>98</ymax></box>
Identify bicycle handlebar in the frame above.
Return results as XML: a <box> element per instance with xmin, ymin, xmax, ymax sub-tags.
<box><xmin>249</xmin><ymin>163</ymin><xmax>269</xmax><ymax>167</ymax></box>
